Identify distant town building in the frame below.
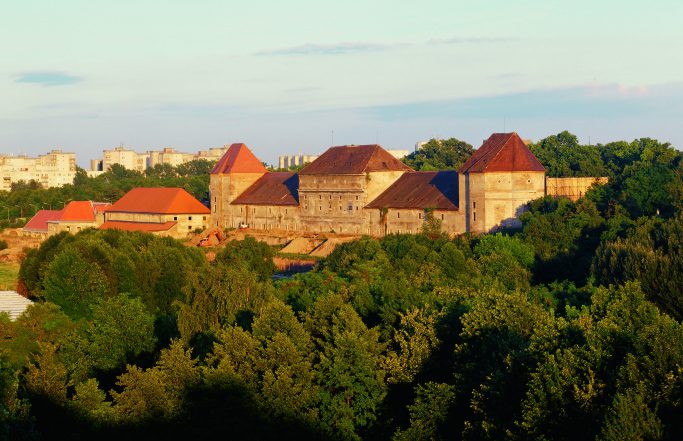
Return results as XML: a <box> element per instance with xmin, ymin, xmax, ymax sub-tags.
<box><xmin>91</xmin><ymin>146</ymin><xmax>229</xmax><ymax>172</ymax></box>
<box><xmin>0</xmin><ymin>150</ymin><xmax>76</xmax><ymax>191</ymax></box>
<box><xmin>415</xmin><ymin>140</ymin><xmax>430</xmax><ymax>150</ymax></box>
<box><xmin>278</xmin><ymin>154</ymin><xmax>319</xmax><ymax>169</ymax></box>
<box><xmin>386</xmin><ymin>149</ymin><xmax>411</xmax><ymax>159</ymax></box>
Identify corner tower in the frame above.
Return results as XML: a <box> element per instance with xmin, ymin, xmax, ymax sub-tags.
<box><xmin>458</xmin><ymin>133</ymin><xmax>545</xmax><ymax>233</ymax></box>
<box><xmin>209</xmin><ymin>143</ymin><xmax>267</xmax><ymax>228</ymax></box>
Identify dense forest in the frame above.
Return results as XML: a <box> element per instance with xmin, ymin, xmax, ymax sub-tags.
<box><xmin>1</xmin><ymin>132</ymin><xmax>682</xmax><ymax>440</ymax></box>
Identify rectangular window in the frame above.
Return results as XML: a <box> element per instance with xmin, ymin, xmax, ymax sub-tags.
<box><xmin>347</xmin><ymin>203</ymin><xmax>353</xmax><ymax>212</ymax></box>
<box><xmin>418</xmin><ymin>212</ymin><xmax>422</xmax><ymax>219</ymax></box>
<box><xmin>188</xmin><ymin>216</ymin><xmax>192</xmax><ymax>220</ymax></box>
<box><xmin>188</xmin><ymin>226</ymin><xmax>192</xmax><ymax>230</ymax></box>
<box><xmin>203</xmin><ymin>216</ymin><xmax>206</xmax><ymax>220</ymax></box>
<box><xmin>173</xmin><ymin>216</ymin><xmax>178</xmax><ymax>221</ymax></box>
<box><xmin>441</xmin><ymin>214</ymin><xmax>444</xmax><ymax>220</ymax></box>
<box><xmin>473</xmin><ymin>201</ymin><xmax>476</xmax><ymax>209</ymax></box>
<box><xmin>397</xmin><ymin>212</ymin><xmax>400</xmax><ymax>218</ymax></box>
<box><xmin>473</xmin><ymin>212</ymin><xmax>477</xmax><ymax>222</ymax></box>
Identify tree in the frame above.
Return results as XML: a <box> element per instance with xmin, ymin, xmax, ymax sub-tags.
<box><xmin>403</xmin><ymin>138</ymin><xmax>474</xmax><ymax>171</ymax></box>
<box><xmin>42</xmin><ymin>247</ymin><xmax>109</xmax><ymax>319</ymax></box>
<box><xmin>111</xmin><ymin>340</ymin><xmax>200</xmax><ymax>423</ymax></box>
<box><xmin>530</xmin><ymin>131</ymin><xmax>609</xmax><ymax>177</ymax></box>
<box><xmin>59</xmin><ymin>295</ymin><xmax>157</xmax><ymax>381</ymax></box>
<box><xmin>306</xmin><ymin>294</ymin><xmax>387</xmax><ymax>440</ymax></box>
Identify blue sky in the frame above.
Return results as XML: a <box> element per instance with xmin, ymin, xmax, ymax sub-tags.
<box><xmin>1</xmin><ymin>0</ymin><xmax>682</xmax><ymax>166</ymax></box>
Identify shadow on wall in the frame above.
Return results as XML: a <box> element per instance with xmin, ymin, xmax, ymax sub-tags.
<box><xmin>429</xmin><ymin>171</ymin><xmax>459</xmax><ymax>207</ymax></box>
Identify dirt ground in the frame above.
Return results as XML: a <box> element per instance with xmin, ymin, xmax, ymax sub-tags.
<box><xmin>0</xmin><ymin>229</ymin><xmax>42</xmax><ymax>264</ymax></box>
<box><xmin>0</xmin><ymin>229</ymin><xmax>42</xmax><ymax>291</ymax></box>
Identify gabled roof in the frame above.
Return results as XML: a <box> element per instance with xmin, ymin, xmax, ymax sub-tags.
<box><xmin>299</xmin><ymin>144</ymin><xmax>413</xmax><ymax>175</ymax></box>
<box><xmin>458</xmin><ymin>132</ymin><xmax>545</xmax><ymax>173</ymax></box>
<box><xmin>107</xmin><ymin>188</ymin><xmax>210</xmax><ymax>214</ymax></box>
<box><xmin>366</xmin><ymin>171</ymin><xmax>459</xmax><ymax>210</ymax></box>
<box><xmin>232</xmin><ymin>172</ymin><xmax>299</xmax><ymax>206</ymax></box>
<box><xmin>100</xmin><ymin>221</ymin><xmax>177</xmax><ymax>232</ymax></box>
<box><xmin>60</xmin><ymin>201</ymin><xmax>97</xmax><ymax>222</ymax></box>
<box><xmin>23</xmin><ymin>210</ymin><xmax>63</xmax><ymax>232</ymax></box>
<box><xmin>211</xmin><ymin>143</ymin><xmax>267</xmax><ymax>174</ymax></box>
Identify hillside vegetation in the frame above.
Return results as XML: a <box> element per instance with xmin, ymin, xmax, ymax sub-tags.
<box><xmin>0</xmin><ymin>132</ymin><xmax>682</xmax><ymax>440</ymax></box>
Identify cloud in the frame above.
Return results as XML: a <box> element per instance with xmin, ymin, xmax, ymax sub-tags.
<box><xmin>426</xmin><ymin>36</ymin><xmax>516</xmax><ymax>45</ymax></box>
<box><xmin>15</xmin><ymin>71</ymin><xmax>82</xmax><ymax>86</ymax></box>
<box><xmin>254</xmin><ymin>42</ymin><xmax>404</xmax><ymax>56</ymax></box>
<box><xmin>362</xmin><ymin>83</ymin><xmax>683</xmax><ymax>121</ymax></box>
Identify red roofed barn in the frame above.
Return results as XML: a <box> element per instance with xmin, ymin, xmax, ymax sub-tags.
<box><xmin>101</xmin><ymin>187</ymin><xmax>210</xmax><ymax>237</ymax></box>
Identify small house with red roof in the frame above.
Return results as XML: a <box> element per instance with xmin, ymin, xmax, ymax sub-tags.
<box><xmin>100</xmin><ymin>187</ymin><xmax>210</xmax><ymax>237</ymax></box>
<box><xmin>209</xmin><ymin>133</ymin><xmax>548</xmax><ymax>236</ymax></box>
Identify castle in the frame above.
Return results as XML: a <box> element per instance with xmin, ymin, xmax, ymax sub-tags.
<box><xmin>209</xmin><ymin>132</ymin><xmax>553</xmax><ymax>236</ymax></box>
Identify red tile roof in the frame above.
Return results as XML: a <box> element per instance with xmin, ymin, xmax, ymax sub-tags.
<box><xmin>93</xmin><ymin>202</ymin><xmax>111</xmax><ymax>214</ymax></box>
<box><xmin>366</xmin><ymin>171</ymin><xmax>459</xmax><ymax>210</ymax></box>
<box><xmin>23</xmin><ymin>210</ymin><xmax>63</xmax><ymax>232</ymax></box>
<box><xmin>60</xmin><ymin>201</ymin><xmax>96</xmax><ymax>222</ymax></box>
<box><xmin>107</xmin><ymin>188</ymin><xmax>210</xmax><ymax>214</ymax></box>
<box><xmin>458</xmin><ymin>133</ymin><xmax>545</xmax><ymax>173</ymax></box>
<box><xmin>232</xmin><ymin>172</ymin><xmax>299</xmax><ymax>206</ymax></box>
<box><xmin>299</xmin><ymin>144</ymin><xmax>413</xmax><ymax>175</ymax></box>
<box><xmin>100</xmin><ymin>221</ymin><xmax>177</xmax><ymax>232</ymax></box>
<box><xmin>211</xmin><ymin>143</ymin><xmax>268</xmax><ymax>174</ymax></box>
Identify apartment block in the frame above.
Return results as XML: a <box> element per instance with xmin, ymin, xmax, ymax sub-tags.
<box><xmin>0</xmin><ymin>150</ymin><xmax>76</xmax><ymax>191</ymax></box>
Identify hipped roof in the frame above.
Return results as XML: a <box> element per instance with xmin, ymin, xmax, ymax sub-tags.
<box><xmin>458</xmin><ymin>132</ymin><xmax>545</xmax><ymax>173</ymax></box>
<box><xmin>299</xmin><ymin>144</ymin><xmax>412</xmax><ymax>175</ymax></box>
<box><xmin>211</xmin><ymin>143</ymin><xmax>267</xmax><ymax>174</ymax></box>
<box><xmin>106</xmin><ymin>188</ymin><xmax>210</xmax><ymax>214</ymax></box>
<box><xmin>366</xmin><ymin>171</ymin><xmax>459</xmax><ymax>210</ymax></box>
<box><xmin>232</xmin><ymin>172</ymin><xmax>299</xmax><ymax>206</ymax></box>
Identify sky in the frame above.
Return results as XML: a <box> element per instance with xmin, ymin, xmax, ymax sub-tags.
<box><xmin>1</xmin><ymin>0</ymin><xmax>682</xmax><ymax>166</ymax></box>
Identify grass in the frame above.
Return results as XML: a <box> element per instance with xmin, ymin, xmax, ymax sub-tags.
<box><xmin>0</xmin><ymin>262</ymin><xmax>19</xmax><ymax>291</ymax></box>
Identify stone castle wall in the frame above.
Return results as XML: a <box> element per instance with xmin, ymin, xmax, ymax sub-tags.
<box><xmin>546</xmin><ymin>177</ymin><xmax>609</xmax><ymax>201</ymax></box>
